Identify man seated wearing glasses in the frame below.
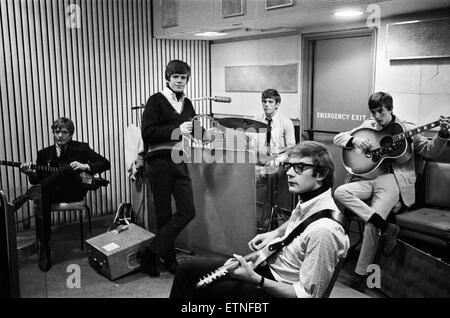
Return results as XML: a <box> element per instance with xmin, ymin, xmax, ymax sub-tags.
<box><xmin>169</xmin><ymin>141</ymin><xmax>349</xmax><ymax>298</ymax></box>
<box><xmin>13</xmin><ymin>117</ymin><xmax>110</xmax><ymax>272</ymax></box>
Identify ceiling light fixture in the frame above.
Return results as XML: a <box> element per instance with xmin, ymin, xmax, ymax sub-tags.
<box><xmin>194</xmin><ymin>31</ymin><xmax>228</xmax><ymax>37</ymax></box>
<box><xmin>334</xmin><ymin>10</ymin><xmax>363</xmax><ymax>17</ymax></box>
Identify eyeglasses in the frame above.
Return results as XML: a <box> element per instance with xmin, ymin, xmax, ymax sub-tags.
<box><xmin>280</xmin><ymin>162</ymin><xmax>317</xmax><ymax>175</ymax></box>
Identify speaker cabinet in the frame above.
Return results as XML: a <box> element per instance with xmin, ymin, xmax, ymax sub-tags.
<box><xmin>86</xmin><ymin>224</ymin><xmax>154</xmax><ymax>281</ymax></box>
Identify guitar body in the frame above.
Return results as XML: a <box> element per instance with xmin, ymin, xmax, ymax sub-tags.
<box><xmin>146</xmin><ymin>137</ymin><xmax>193</xmax><ymax>162</ymax></box>
<box><xmin>342</xmin><ymin>121</ymin><xmax>413</xmax><ymax>179</ymax></box>
<box><xmin>78</xmin><ymin>171</ymin><xmax>109</xmax><ymax>190</ymax></box>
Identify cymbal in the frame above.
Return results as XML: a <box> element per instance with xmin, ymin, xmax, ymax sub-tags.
<box><xmin>216</xmin><ymin>117</ymin><xmax>269</xmax><ymax>131</ymax></box>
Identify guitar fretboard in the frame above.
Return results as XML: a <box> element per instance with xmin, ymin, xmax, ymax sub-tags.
<box><xmin>393</xmin><ymin>120</ymin><xmax>441</xmax><ymax>142</ymax></box>
<box><xmin>0</xmin><ymin>161</ymin><xmax>60</xmax><ymax>173</ymax></box>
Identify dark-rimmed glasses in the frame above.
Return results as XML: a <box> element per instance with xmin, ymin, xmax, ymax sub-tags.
<box><xmin>280</xmin><ymin>162</ymin><xmax>317</xmax><ymax>175</ymax></box>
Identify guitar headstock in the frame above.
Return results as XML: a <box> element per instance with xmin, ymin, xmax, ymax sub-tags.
<box><xmin>195</xmin><ymin>268</ymin><xmax>228</xmax><ymax>289</ymax></box>
<box><xmin>439</xmin><ymin>115</ymin><xmax>450</xmax><ymax>131</ymax></box>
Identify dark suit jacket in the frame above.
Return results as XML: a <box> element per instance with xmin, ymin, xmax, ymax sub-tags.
<box><xmin>29</xmin><ymin>140</ymin><xmax>110</xmax><ymax>185</ymax></box>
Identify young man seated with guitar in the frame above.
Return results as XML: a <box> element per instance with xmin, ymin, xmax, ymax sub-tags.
<box><xmin>334</xmin><ymin>91</ymin><xmax>449</xmax><ymax>289</ymax></box>
<box><xmin>170</xmin><ymin>141</ymin><xmax>349</xmax><ymax>298</ymax></box>
<box><xmin>12</xmin><ymin>117</ymin><xmax>110</xmax><ymax>272</ymax></box>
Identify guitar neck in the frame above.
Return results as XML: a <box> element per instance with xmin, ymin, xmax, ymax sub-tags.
<box><xmin>393</xmin><ymin>120</ymin><xmax>441</xmax><ymax>142</ymax></box>
<box><xmin>220</xmin><ymin>250</ymin><xmax>260</xmax><ymax>272</ymax></box>
<box><xmin>0</xmin><ymin>161</ymin><xmax>60</xmax><ymax>173</ymax></box>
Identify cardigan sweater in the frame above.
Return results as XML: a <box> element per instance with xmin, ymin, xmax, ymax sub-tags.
<box><xmin>141</xmin><ymin>92</ymin><xmax>196</xmax><ymax>151</ymax></box>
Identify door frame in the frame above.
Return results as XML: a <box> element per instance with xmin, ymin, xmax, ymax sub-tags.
<box><xmin>301</xmin><ymin>28</ymin><xmax>378</xmax><ymax>139</ymax></box>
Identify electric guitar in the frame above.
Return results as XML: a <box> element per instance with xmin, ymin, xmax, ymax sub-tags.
<box><xmin>196</xmin><ymin>209</ymin><xmax>348</xmax><ymax>290</ymax></box>
<box><xmin>0</xmin><ymin>160</ymin><xmax>109</xmax><ymax>190</ymax></box>
<box><xmin>146</xmin><ymin>138</ymin><xmax>190</xmax><ymax>158</ymax></box>
<box><xmin>146</xmin><ymin>115</ymin><xmax>220</xmax><ymax>160</ymax></box>
<box><xmin>196</xmin><ymin>236</ymin><xmax>283</xmax><ymax>289</ymax></box>
<box><xmin>342</xmin><ymin>118</ymin><xmax>449</xmax><ymax>180</ymax></box>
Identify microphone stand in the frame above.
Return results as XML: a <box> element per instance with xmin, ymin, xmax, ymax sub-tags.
<box><xmin>191</xmin><ymin>96</ymin><xmax>213</xmax><ymax>116</ymax></box>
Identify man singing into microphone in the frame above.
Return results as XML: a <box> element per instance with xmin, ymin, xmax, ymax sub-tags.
<box><xmin>140</xmin><ymin>60</ymin><xmax>197</xmax><ymax>277</ymax></box>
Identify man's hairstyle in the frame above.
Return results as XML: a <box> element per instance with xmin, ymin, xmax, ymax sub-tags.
<box><xmin>51</xmin><ymin>117</ymin><xmax>75</xmax><ymax>135</ymax></box>
<box><xmin>165</xmin><ymin>59</ymin><xmax>191</xmax><ymax>82</ymax></box>
<box><xmin>261</xmin><ymin>89</ymin><xmax>281</xmax><ymax>104</ymax></box>
<box><xmin>368</xmin><ymin>91</ymin><xmax>393</xmax><ymax>111</ymax></box>
<box><xmin>286</xmin><ymin>141</ymin><xmax>335</xmax><ymax>189</ymax></box>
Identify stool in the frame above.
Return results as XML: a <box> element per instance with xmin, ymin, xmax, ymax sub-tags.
<box><xmin>50</xmin><ymin>200</ymin><xmax>91</xmax><ymax>250</ymax></box>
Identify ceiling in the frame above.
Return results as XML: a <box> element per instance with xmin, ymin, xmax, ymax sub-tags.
<box><xmin>157</xmin><ymin>0</ymin><xmax>450</xmax><ymax>41</ymax></box>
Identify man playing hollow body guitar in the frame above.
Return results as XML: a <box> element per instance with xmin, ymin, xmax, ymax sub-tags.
<box><xmin>334</xmin><ymin>92</ymin><xmax>449</xmax><ymax>288</ymax></box>
<box><xmin>13</xmin><ymin>117</ymin><xmax>110</xmax><ymax>272</ymax></box>
<box><xmin>170</xmin><ymin>141</ymin><xmax>349</xmax><ymax>298</ymax></box>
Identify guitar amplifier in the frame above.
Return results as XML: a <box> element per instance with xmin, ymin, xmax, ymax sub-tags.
<box><xmin>85</xmin><ymin>223</ymin><xmax>155</xmax><ymax>281</ymax></box>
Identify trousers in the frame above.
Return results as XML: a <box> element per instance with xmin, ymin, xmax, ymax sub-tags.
<box><xmin>334</xmin><ymin>173</ymin><xmax>400</xmax><ymax>276</ymax></box>
<box><xmin>146</xmin><ymin>155</ymin><xmax>196</xmax><ymax>260</ymax></box>
<box><xmin>35</xmin><ymin>165</ymin><xmax>86</xmax><ymax>245</ymax></box>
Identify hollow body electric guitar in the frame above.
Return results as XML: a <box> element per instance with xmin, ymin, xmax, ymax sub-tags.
<box><xmin>0</xmin><ymin>160</ymin><xmax>109</xmax><ymax>190</ymax></box>
<box><xmin>342</xmin><ymin>119</ymin><xmax>445</xmax><ymax>180</ymax></box>
<box><xmin>146</xmin><ymin>114</ymin><xmax>221</xmax><ymax>159</ymax></box>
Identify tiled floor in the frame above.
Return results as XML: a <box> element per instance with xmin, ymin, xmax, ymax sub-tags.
<box><xmin>17</xmin><ymin>215</ymin><xmax>382</xmax><ymax>298</ymax></box>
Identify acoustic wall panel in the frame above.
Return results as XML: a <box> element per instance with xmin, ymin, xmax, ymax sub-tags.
<box><xmin>225</xmin><ymin>64</ymin><xmax>298</xmax><ymax>92</ymax></box>
<box><xmin>387</xmin><ymin>18</ymin><xmax>450</xmax><ymax>60</ymax></box>
<box><xmin>0</xmin><ymin>0</ymin><xmax>210</xmax><ymax>230</ymax></box>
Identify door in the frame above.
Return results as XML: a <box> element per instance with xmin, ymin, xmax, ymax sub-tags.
<box><xmin>303</xmin><ymin>31</ymin><xmax>376</xmax><ymax>191</ymax></box>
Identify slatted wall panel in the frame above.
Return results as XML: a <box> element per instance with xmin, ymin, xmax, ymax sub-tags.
<box><xmin>0</xmin><ymin>0</ymin><xmax>210</xmax><ymax>230</ymax></box>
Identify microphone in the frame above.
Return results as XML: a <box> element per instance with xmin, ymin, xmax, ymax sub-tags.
<box><xmin>131</xmin><ymin>103</ymin><xmax>145</xmax><ymax>110</ymax></box>
<box><xmin>192</xmin><ymin>96</ymin><xmax>232</xmax><ymax>103</ymax></box>
<box><xmin>211</xmin><ymin>96</ymin><xmax>232</xmax><ymax>103</ymax></box>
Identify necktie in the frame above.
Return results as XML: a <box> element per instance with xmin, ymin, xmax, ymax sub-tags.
<box><xmin>59</xmin><ymin>145</ymin><xmax>67</xmax><ymax>158</ymax></box>
<box><xmin>266</xmin><ymin>118</ymin><xmax>272</xmax><ymax>147</ymax></box>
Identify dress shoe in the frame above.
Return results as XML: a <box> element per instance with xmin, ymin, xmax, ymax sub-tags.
<box><xmin>11</xmin><ymin>185</ymin><xmax>42</xmax><ymax>211</ymax></box>
<box><xmin>382</xmin><ymin>222</ymin><xmax>400</xmax><ymax>255</ymax></box>
<box><xmin>11</xmin><ymin>194</ymin><xmax>32</xmax><ymax>211</ymax></box>
<box><xmin>139</xmin><ymin>249</ymin><xmax>161</xmax><ymax>277</ymax></box>
<box><xmin>38</xmin><ymin>245</ymin><xmax>52</xmax><ymax>272</ymax></box>
<box><xmin>163</xmin><ymin>259</ymin><xmax>179</xmax><ymax>275</ymax></box>
<box><xmin>142</xmin><ymin>264</ymin><xmax>160</xmax><ymax>277</ymax></box>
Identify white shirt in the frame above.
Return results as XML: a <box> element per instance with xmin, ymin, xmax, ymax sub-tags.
<box><xmin>267</xmin><ymin>189</ymin><xmax>349</xmax><ymax>298</ymax></box>
<box><xmin>162</xmin><ymin>86</ymin><xmax>185</xmax><ymax>114</ymax></box>
<box><xmin>250</xmin><ymin>112</ymin><xmax>296</xmax><ymax>155</ymax></box>
<box><xmin>55</xmin><ymin>143</ymin><xmax>65</xmax><ymax>158</ymax></box>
